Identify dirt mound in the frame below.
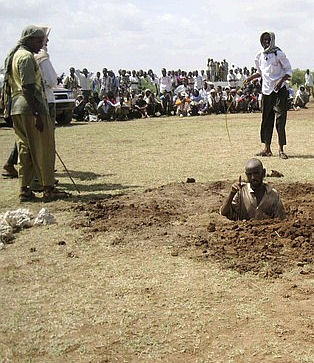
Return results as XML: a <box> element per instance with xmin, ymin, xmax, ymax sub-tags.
<box><xmin>72</xmin><ymin>182</ymin><xmax>313</xmax><ymax>277</ymax></box>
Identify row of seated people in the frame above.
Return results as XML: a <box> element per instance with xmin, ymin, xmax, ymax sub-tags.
<box><xmin>73</xmin><ymin>80</ymin><xmax>262</xmax><ymax>122</ymax></box>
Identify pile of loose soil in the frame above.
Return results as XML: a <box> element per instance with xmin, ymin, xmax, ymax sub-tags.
<box><xmin>72</xmin><ymin>182</ymin><xmax>313</xmax><ymax>277</ymax></box>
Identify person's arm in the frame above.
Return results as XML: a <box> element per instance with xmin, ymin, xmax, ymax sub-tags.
<box><xmin>19</xmin><ymin>55</ymin><xmax>44</xmax><ymax>131</ymax></box>
<box><xmin>220</xmin><ymin>181</ymin><xmax>243</xmax><ymax>217</ymax></box>
<box><xmin>243</xmin><ymin>73</ymin><xmax>261</xmax><ymax>86</ymax></box>
<box><xmin>274</xmin><ymin>52</ymin><xmax>292</xmax><ymax>91</ymax></box>
<box><xmin>23</xmin><ymin>84</ymin><xmax>44</xmax><ymax>131</ymax></box>
<box><xmin>274</xmin><ymin>74</ymin><xmax>290</xmax><ymax>92</ymax></box>
<box><xmin>97</xmin><ymin>100</ymin><xmax>103</xmax><ymax>111</ymax></box>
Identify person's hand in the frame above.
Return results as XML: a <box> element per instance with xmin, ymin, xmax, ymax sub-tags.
<box><xmin>35</xmin><ymin>114</ymin><xmax>44</xmax><ymax>132</ymax></box>
<box><xmin>231</xmin><ymin>182</ymin><xmax>242</xmax><ymax>195</ymax></box>
<box><xmin>274</xmin><ymin>80</ymin><xmax>282</xmax><ymax>92</ymax></box>
<box><xmin>230</xmin><ymin>176</ymin><xmax>244</xmax><ymax>195</ymax></box>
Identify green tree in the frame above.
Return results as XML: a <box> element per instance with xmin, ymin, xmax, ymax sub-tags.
<box><xmin>291</xmin><ymin>69</ymin><xmax>306</xmax><ymax>86</ymax></box>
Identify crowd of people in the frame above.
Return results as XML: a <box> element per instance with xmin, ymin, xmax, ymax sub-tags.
<box><xmin>59</xmin><ymin>60</ymin><xmax>312</xmax><ymax>122</ymax></box>
<box><xmin>60</xmin><ymin>65</ymin><xmax>266</xmax><ymax>122</ymax></box>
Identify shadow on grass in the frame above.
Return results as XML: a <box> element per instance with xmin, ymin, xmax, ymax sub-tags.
<box><xmin>288</xmin><ymin>155</ymin><xmax>314</xmax><ymax>159</ymax></box>
<box><xmin>55</xmin><ymin>121</ymin><xmax>89</xmax><ymax>128</ymax></box>
<box><xmin>59</xmin><ymin>181</ymin><xmax>140</xmax><ymax>193</ymax></box>
<box><xmin>55</xmin><ymin>170</ymin><xmax>115</xmax><ymax>181</ymax></box>
<box><xmin>57</xmin><ymin>181</ymin><xmax>140</xmax><ymax>203</ymax></box>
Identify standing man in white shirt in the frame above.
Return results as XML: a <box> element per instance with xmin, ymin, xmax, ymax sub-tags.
<box><xmin>244</xmin><ymin>31</ymin><xmax>292</xmax><ymax>159</ymax></box>
<box><xmin>159</xmin><ymin>68</ymin><xmax>172</xmax><ymax>115</ymax></box>
<box><xmin>34</xmin><ymin>27</ymin><xmax>57</xmax><ymax>123</ymax></box>
<box><xmin>193</xmin><ymin>70</ymin><xmax>203</xmax><ymax>90</ymax></box>
<box><xmin>227</xmin><ymin>69</ymin><xmax>237</xmax><ymax>89</ymax></box>
<box><xmin>76</xmin><ymin>68</ymin><xmax>93</xmax><ymax>98</ymax></box>
<box><xmin>304</xmin><ymin>69</ymin><xmax>313</xmax><ymax>98</ymax></box>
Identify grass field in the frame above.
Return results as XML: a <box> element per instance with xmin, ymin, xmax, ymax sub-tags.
<box><xmin>0</xmin><ymin>105</ymin><xmax>313</xmax><ymax>362</ymax></box>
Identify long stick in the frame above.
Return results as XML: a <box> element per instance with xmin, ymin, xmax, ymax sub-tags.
<box><xmin>224</xmin><ymin>102</ymin><xmax>233</xmax><ymax>145</ymax></box>
<box><xmin>238</xmin><ymin>175</ymin><xmax>242</xmax><ymax>221</ymax></box>
<box><xmin>55</xmin><ymin>150</ymin><xmax>81</xmax><ymax>194</ymax></box>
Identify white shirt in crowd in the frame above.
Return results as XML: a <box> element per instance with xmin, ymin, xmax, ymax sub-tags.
<box><xmin>159</xmin><ymin>76</ymin><xmax>172</xmax><ymax>93</ymax></box>
<box><xmin>193</xmin><ymin>75</ymin><xmax>203</xmax><ymax>90</ymax></box>
<box><xmin>75</xmin><ymin>70</ymin><xmax>93</xmax><ymax>91</ymax></box>
<box><xmin>305</xmin><ymin>72</ymin><xmax>314</xmax><ymax>87</ymax></box>
<box><xmin>254</xmin><ymin>50</ymin><xmax>292</xmax><ymax>95</ymax></box>
<box><xmin>227</xmin><ymin>72</ymin><xmax>237</xmax><ymax>88</ymax></box>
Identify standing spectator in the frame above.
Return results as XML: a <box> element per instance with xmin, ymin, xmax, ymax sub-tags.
<box><xmin>304</xmin><ymin>69</ymin><xmax>313</xmax><ymax>98</ymax></box>
<box><xmin>159</xmin><ymin>68</ymin><xmax>172</xmax><ymax>115</ymax></box>
<box><xmin>129</xmin><ymin>70</ymin><xmax>140</xmax><ymax>94</ymax></box>
<box><xmin>119</xmin><ymin>69</ymin><xmax>130</xmax><ymax>94</ymax></box>
<box><xmin>244</xmin><ymin>31</ymin><xmax>292</xmax><ymax>159</ymax></box>
<box><xmin>34</xmin><ymin>26</ymin><xmax>57</xmax><ymax>124</ymax></box>
<box><xmin>148</xmin><ymin>69</ymin><xmax>159</xmax><ymax>94</ymax></box>
<box><xmin>193</xmin><ymin>70</ymin><xmax>203</xmax><ymax>90</ymax></box>
<box><xmin>140</xmin><ymin>72</ymin><xmax>155</xmax><ymax>94</ymax></box>
<box><xmin>107</xmin><ymin>70</ymin><xmax>119</xmax><ymax>97</ymax></box>
<box><xmin>92</xmin><ymin>71</ymin><xmax>102</xmax><ymax>96</ymax></box>
<box><xmin>227</xmin><ymin>69</ymin><xmax>237</xmax><ymax>89</ymax></box>
<box><xmin>210</xmin><ymin>59</ymin><xmax>216</xmax><ymax>82</ymax></box>
<box><xmin>200</xmin><ymin>69</ymin><xmax>207</xmax><ymax>83</ymax></box>
<box><xmin>76</xmin><ymin>68</ymin><xmax>93</xmax><ymax>97</ymax></box>
<box><xmin>222</xmin><ymin>59</ymin><xmax>229</xmax><ymax>81</ymax></box>
<box><xmin>236</xmin><ymin>68</ymin><xmax>246</xmax><ymax>89</ymax></box>
<box><xmin>100</xmin><ymin>68</ymin><xmax>109</xmax><ymax>97</ymax></box>
<box><xmin>64</xmin><ymin>67</ymin><xmax>80</xmax><ymax>98</ymax></box>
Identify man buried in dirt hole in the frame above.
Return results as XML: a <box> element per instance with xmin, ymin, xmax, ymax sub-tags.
<box><xmin>220</xmin><ymin>158</ymin><xmax>285</xmax><ymax>220</ymax></box>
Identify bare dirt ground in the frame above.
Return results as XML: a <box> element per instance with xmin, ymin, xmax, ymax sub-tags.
<box><xmin>72</xmin><ymin>181</ymin><xmax>313</xmax><ymax>278</ymax></box>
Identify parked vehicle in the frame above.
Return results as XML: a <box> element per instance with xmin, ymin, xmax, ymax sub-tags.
<box><xmin>53</xmin><ymin>87</ymin><xmax>75</xmax><ymax>125</ymax></box>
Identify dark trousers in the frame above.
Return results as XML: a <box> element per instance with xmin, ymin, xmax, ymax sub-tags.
<box><xmin>7</xmin><ymin>143</ymin><xmax>18</xmax><ymax>165</ymax></box>
<box><xmin>261</xmin><ymin>86</ymin><xmax>288</xmax><ymax>146</ymax></box>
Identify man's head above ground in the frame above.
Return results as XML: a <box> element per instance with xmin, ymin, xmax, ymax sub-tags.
<box><xmin>245</xmin><ymin>158</ymin><xmax>265</xmax><ymax>190</ymax></box>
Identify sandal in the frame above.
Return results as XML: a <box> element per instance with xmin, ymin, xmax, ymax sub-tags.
<box><xmin>279</xmin><ymin>151</ymin><xmax>288</xmax><ymax>160</ymax></box>
<box><xmin>256</xmin><ymin>150</ymin><xmax>273</xmax><ymax>157</ymax></box>
<box><xmin>43</xmin><ymin>187</ymin><xmax>71</xmax><ymax>202</ymax></box>
<box><xmin>19</xmin><ymin>189</ymin><xmax>36</xmax><ymax>203</ymax></box>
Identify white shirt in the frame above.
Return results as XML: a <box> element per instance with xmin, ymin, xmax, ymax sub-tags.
<box><xmin>76</xmin><ymin>70</ymin><xmax>93</xmax><ymax>91</ymax></box>
<box><xmin>159</xmin><ymin>76</ymin><xmax>172</xmax><ymax>93</ymax></box>
<box><xmin>193</xmin><ymin>75</ymin><xmax>203</xmax><ymax>90</ymax></box>
<box><xmin>255</xmin><ymin>50</ymin><xmax>292</xmax><ymax>95</ymax></box>
<box><xmin>199</xmin><ymin>88</ymin><xmax>209</xmax><ymax>103</ymax></box>
<box><xmin>39</xmin><ymin>58</ymin><xmax>57</xmax><ymax>103</ymax></box>
<box><xmin>227</xmin><ymin>73</ymin><xmax>237</xmax><ymax>88</ymax></box>
<box><xmin>305</xmin><ymin>73</ymin><xmax>314</xmax><ymax>87</ymax></box>
<box><xmin>129</xmin><ymin>75</ymin><xmax>140</xmax><ymax>91</ymax></box>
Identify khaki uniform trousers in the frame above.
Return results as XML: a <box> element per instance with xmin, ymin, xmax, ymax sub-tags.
<box><xmin>13</xmin><ymin>113</ymin><xmax>55</xmax><ymax>188</ymax></box>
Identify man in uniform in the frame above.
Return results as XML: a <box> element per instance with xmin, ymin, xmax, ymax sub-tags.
<box><xmin>3</xmin><ymin>25</ymin><xmax>69</xmax><ymax>201</ymax></box>
<box><xmin>220</xmin><ymin>158</ymin><xmax>285</xmax><ymax>220</ymax></box>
